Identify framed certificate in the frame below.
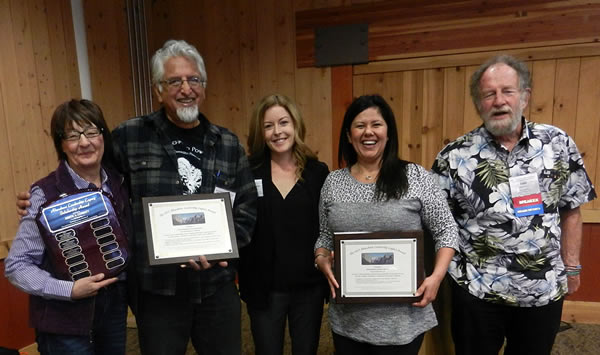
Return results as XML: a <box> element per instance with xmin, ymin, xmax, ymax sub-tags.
<box><xmin>334</xmin><ymin>230</ymin><xmax>424</xmax><ymax>303</ymax></box>
<box><xmin>142</xmin><ymin>193</ymin><xmax>238</xmax><ymax>265</ymax></box>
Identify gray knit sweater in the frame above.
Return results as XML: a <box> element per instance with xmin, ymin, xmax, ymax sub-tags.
<box><xmin>315</xmin><ymin>164</ymin><xmax>458</xmax><ymax>345</ymax></box>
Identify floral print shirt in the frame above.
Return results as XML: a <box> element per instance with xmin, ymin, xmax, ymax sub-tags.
<box><xmin>431</xmin><ymin>119</ymin><xmax>596</xmax><ymax>307</ymax></box>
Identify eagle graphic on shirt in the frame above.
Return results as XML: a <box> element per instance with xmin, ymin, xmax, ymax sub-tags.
<box><xmin>178</xmin><ymin>157</ymin><xmax>202</xmax><ymax>194</ymax></box>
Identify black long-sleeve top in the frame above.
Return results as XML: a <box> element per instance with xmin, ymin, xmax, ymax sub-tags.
<box><xmin>239</xmin><ymin>156</ymin><xmax>329</xmax><ymax>309</ymax></box>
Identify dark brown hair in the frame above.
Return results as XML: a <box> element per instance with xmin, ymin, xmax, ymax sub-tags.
<box><xmin>50</xmin><ymin>99</ymin><xmax>113</xmax><ymax>166</ymax></box>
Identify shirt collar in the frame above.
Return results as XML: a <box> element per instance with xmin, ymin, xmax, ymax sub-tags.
<box><xmin>65</xmin><ymin>161</ymin><xmax>108</xmax><ymax>190</ymax></box>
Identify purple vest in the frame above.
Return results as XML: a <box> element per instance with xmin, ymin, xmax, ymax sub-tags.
<box><xmin>28</xmin><ymin>160</ymin><xmax>131</xmax><ymax>335</ymax></box>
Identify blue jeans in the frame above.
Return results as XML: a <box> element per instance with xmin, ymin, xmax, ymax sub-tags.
<box><xmin>247</xmin><ymin>285</ymin><xmax>325</xmax><ymax>355</ymax></box>
<box><xmin>136</xmin><ymin>280</ymin><xmax>241</xmax><ymax>355</ymax></box>
<box><xmin>36</xmin><ymin>282</ymin><xmax>127</xmax><ymax>355</ymax></box>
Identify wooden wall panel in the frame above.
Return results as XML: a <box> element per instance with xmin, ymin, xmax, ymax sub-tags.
<box><xmin>382</xmin><ymin>72</ymin><xmax>405</xmax><ymax>160</ymax></box>
<box><xmin>529</xmin><ymin>60</ymin><xmax>555</xmax><ymax>126</ymax></box>
<box><xmin>295</xmin><ymin>67</ymin><xmax>333</xmax><ymax>166</ymax></box>
<box><xmin>331</xmin><ymin>65</ymin><xmax>353</xmax><ymax>169</ymax></box>
<box><xmin>296</xmin><ymin>0</ymin><xmax>600</xmax><ymax>67</ymax></box>
<box><xmin>0</xmin><ymin>0</ymin><xmax>27</xmax><ymax>245</ymax></box>
<box><xmin>421</xmin><ymin>68</ymin><xmax>444</xmax><ymax>170</ymax></box>
<box><xmin>84</xmin><ymin>0</ymin><xmax>135</xmax><ymax>129</ymax></box>
<box><xmin>574</xmin><ymin>57</ymin><xmax>600</xmax><ymax>211</ymax></box>
<box><xmin>11</xmin><ymin>0</ymin><xmax>56</xmax><ymax>172</ymax></box>
<box><xmin>553</xmin><ymin>58</ymin><xmax>580</xmax><ymax>138</ymax></box>
<box><xmin>567</xmin><ymin>223</ymin><xmax>600</xmax><ymax>302</ymax></box>
<box><xmin>0</xmin><ymin>0</ymin><xmax>79</xmax><ymax>249</ymax></box>
<box><xmin>0</xmin><ymin>0</ymin><xmax>79</xmax><ymax>348</ymax></box>
<box><xmin>0</xmin><ymin>260</ymin><xmax>35</xmax><ymax>349</ymax></box>
<box><xmin>202</xmin><ymin>0</ymin><xmax>245</xmax><ymax>138</ymax></box>
<box><xmin>442</xmin><ymin>67</ymin><xmax>465</xmax><ymax>145</ymax></box>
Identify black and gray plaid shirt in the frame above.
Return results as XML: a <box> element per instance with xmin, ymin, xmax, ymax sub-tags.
<box><xmin>112</xmin><ymin>108</ymin><xmax>257</xmax><ymax>302</ymax></box>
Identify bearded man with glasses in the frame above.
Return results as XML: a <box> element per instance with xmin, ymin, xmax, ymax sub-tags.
<box><xmin>432</xmin><ymin>55</ymin><xmax>596</xmax><ymax>355</ymax></box>
<box><xmin>112</xmin><ymin>39</ymin><xmax>257</xmax><ymax>355</ymax></box>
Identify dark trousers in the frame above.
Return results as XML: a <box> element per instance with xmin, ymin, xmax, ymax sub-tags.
<box><xmin>36</xmin><ymin>281</ymin><xmax>128</xmax><ymax>355</ymax></box>
<box><xmin>136</xmin><ymin>280</ymin><xmax>241</xmax><ymax>355</ymax></box>
<box><xmin>332</xmin><ymin>332</ymin><xmax>424</xmax><ymax>355</ymax></box>
<box><xmin>451</xmin><ymin>282</ymin><xmax>564</xmax><ymax>355</ymax></box>
<box><xmin>247</xmin><ymin>284</ymin><xmax>325</xmax><ymax>355</ymax></box>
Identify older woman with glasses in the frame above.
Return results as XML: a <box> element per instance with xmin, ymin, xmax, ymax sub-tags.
<box><xmin>5</xmin><ymin>99</ymin><xmax>131</xmax><ymax>355</ymax></box>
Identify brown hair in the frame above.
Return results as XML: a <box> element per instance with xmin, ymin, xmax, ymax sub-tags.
<box><xmin>50</xmin><ymin>99</ymin><xmax>113</xmax><ymax>165</ymax></box>
<box><xmin>247</xmin><ymin>94</ymin><xmax>316</xmax><ymax>179</ymax></box>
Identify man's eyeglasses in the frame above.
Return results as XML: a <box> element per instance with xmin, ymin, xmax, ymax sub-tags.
<box><xmin>62</xmin><ymin>127</ymin><xmax>103</xmax><ymax>141</ymax></box>
<box><xmin>160</xmin><ymin>76</ymin><xmax>206</xmax><ymax>90</ymax></box>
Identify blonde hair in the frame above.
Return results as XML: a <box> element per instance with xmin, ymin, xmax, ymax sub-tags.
<box><xmin>247</xmin><ymin>94</ymin><xmax>316</xmax><ymax>179</ymax></box>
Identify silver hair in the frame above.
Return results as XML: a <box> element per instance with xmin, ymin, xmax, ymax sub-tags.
<box><xmin>151</xmin><ymin>39</ymin><xmax>207</xmax><ymax>92</ymax></box>
<box><xmin>469</xmin><ymin>54</ymin><xmax>532</xmax><ymax>112</ymax></box>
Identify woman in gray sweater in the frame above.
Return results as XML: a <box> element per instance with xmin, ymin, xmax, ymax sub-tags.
<box><xmin>314</xmin><ymin>95</ymin><xmax>459</xmax><ymax>354</ymax></box>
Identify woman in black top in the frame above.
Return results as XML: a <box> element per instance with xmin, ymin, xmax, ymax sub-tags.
<box><xmin>239</xmin><ymin>94</ymin><xmax>329</xmax><ymax>355</ymax></box>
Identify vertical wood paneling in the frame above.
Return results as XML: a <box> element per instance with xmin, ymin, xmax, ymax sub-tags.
<box><xmin>573</xmin><ymin>57</ymin><xmax>600</xmax><ymax>210</ymax></box>
<box><xmin>402</xmin><ymin>70</ymin><xmax>424</xmax><ymax>164</ymax></box>
<box><xmin>0</xmin><ymin>0</ymin><xmax>79</xmax><ymax>239</ymax></box>
<box><xmin>0</xmin><ymin>0</ymin><xmax>78</xmax><ymax>349</ymax></box>
<box><xmin>552</xmin><ymin>58</ymin><xmax>580</xmax><ymax>137</ymax></box>
<box><xmin>238</xmin><ymin>0</ymin><xmax>260</xmax><ymax>143</ymax></box>
<box><xmin>421</xmin><ymin>68</ymin><xmax>444</xmax><ymax>170</ymax></box>
<box><xmin>382</xmin><ymin>72</ymin><xmax>404</xmax><ymax>160</ymax></box>
<box><xmin>529</xmin><ymin>60</ymin><xmax>555</xmax><ymax>125</ymax></box>
<box><xmin>60</xmin><ymin>0</ymin><xmax>81</xmax><ymax>99</ymax></box>
<box><xmin>295</xmin><ymin>67</ymin><xmax>333</xmax><ymax>167</ymax></box>
<box><xmin>201</xmin><ymin>0</ymin><xmax>244</xmax><ymax>138</ymax></box>
<box><xmin>0</xmin><ymin>0</ymin><xmax>30</xmax><ymax>242</ymax></box>
<box><xmin>84</xmin><ymin>0</ymin><xmax>134</xmax><ymax>129</ymax></box>
<box><xmin>443</xmin><ymin>66</ymin><xmax>465</xmax><ymax>146</ymax></box>
<box><xmin>462</xmin><ymin>65</ymin><xmax>480</xmax><ymax>133</ymax></box>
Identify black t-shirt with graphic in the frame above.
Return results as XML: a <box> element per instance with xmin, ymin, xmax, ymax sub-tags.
<box><xmin>163</xmin><ymin>117</ymin><xmax>205</xmax><ymax>195</ymax></box>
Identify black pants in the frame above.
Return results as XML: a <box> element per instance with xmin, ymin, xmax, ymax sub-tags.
<box><xmin>247</xmin><ymin>285</ymin><xmax>325</xmax><ymax>355</ymax></box>
<box><xmin>332</xmin><ymin>332</ymin><xmax>424</xmax><ymax>355</ymax></box>
<box><xmin>136</xmin><ymin>280</ymin><xmax>241</xmax><ymax>355</ymax></box>
<box><xmin>451</xmin><ymin>282</ymin><xmax>563</xmax><ymax>355</ymax></box>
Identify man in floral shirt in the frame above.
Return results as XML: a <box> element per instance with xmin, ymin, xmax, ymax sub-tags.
<box><xmin>432</xmin><ymin>55</ymin><xmax>596</xmax><ymax>355</ymax></box>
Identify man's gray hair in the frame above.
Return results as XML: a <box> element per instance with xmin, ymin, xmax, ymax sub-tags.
<box><xmin>151</xmin><ymin>39</ymin><xmax>207</xmax><ymax>92</ymax></box>
<box><xmin>469</xmin><ymin>54</ymin><xmax>531</xmax><ymax>112</ymax></box>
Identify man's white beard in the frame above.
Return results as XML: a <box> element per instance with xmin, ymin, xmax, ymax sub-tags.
<box><xmin>177</xmin><ymin>106</ymin><xmax>199</xmax><ymax>123</ymax></box>
<box><xmin>482</xmin><ymin>104</ymin><xmax>523</xmax><ymax>137</ymax></box>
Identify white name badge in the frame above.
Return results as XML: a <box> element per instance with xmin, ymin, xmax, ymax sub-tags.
<box><xmin>508</xmin><ymin>173</ymin><xmax>544</xmax><ymax>217</ymax></box>
<box><xmin>254</xmin><ymin>179</ymin><xmax>264</xmax><ymax>197</ymax></box>
<box><xmin>214</xmin><ymin>186</ymin><xmax>236</xmax><ymax>204</ymax></box>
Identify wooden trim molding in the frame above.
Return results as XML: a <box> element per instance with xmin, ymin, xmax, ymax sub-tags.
<box><xmin>581</xmin><ymin>209</ymin><xmax>600</xmax><ymax>224</ymax></box>
<box><xmin>353</xmin><ymin>42</ymin><xmax>600</xmax><ymax>75</ymax></box>
<box><xmin>562</xmin><ymin>301</ymin><xmax>600</xmax><ymax>324</ymax></box>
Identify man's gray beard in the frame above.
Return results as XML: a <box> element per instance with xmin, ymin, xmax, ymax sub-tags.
<box><xmin>482</xmin><ymin>106</ymin><xmax>522</xmax><ymax>137</ymax></box>
<box><xmin>176</xmin><ymin>106</ymin><xmax>199</xmax><ymax>123</ymax></box>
